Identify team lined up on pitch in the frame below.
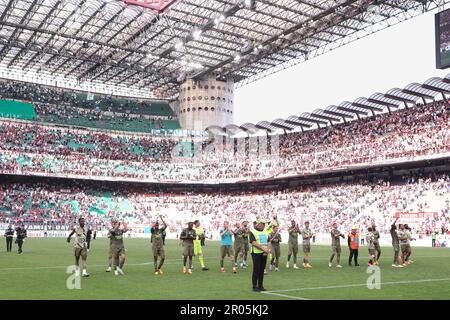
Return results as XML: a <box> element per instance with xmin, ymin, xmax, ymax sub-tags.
<box><xmin>66</xmin><ymin>215</ymin><xmax>416</xmax><ymax>291</ymax></box>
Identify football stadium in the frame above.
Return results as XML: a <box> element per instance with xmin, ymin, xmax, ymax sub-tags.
<box><xmin>0</xmin><ymin>0</ymin><xmax>449</xmax><ymax>303</ymax></box>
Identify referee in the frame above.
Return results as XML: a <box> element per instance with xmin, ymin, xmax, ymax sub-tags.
<box><xmin>249</xmin><ymin>219</ymin><xmax>270</xmax><ymax>292</ymax></box>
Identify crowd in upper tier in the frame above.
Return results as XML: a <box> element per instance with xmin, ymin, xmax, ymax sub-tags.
<box><xmin>0</xmin><ymin>98</ymin><xmax>448</xmax><ymax>182</ymax></box>
<box><xmin>0</xmin><ymin>174</ymin><xmax>448</xmax><ymax>240</ymax></box>
<box><xmin>0</xmin><ymin>80</ymin><xmax>179</xmax><ymax>132</ymax></box>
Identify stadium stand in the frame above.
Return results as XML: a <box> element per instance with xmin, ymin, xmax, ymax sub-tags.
<box><xmin>0</xmin><ymin>174</ymin><xmax>448</xmax><ymax>240</ymax></box>
<box><xmin>0</xmin><ymin>99</ymin><xmax>447</xmax><ymax>182</ymax></box>
<box><xmin>0</xmin><ymin>79</ymin><xmax>180</xmax><ymax>133</ymax></box>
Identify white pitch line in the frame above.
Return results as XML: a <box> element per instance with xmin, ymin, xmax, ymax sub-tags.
<box><xmin>263</xmin><ymin>277</ymin><xmax>450</xmax><ymax>295</ymax></box>
<box><xmin>0</xmin><ymin>259</ymin><xmax>194</xmax><ymax>271</ymax></box>
<box><xmin>261</xmin><ymin>291</ymin><xmax>311</xmax><ymax>300</ymax></box>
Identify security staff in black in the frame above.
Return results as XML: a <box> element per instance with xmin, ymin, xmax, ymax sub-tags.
<box><xmin>249</xmin><ymin>219</ymin><xmax>270</xmax><ymax>292</ymax></box>
<box><xmin>15</xmin><ymin>224</ymin><xmax>27</xmax><ymax>254</ymax></box>
<box><xmin>5</xmin><ymin>225</ymin><xmax>14</xmax><ymax>252</ymax></box>
<box><xmin>86</xmin><ymin>228</ymin><xmax>92</xmax><ymax>250</ymax></box>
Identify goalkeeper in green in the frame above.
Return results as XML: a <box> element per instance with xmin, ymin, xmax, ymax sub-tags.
<box><xmin>193</xmin><ymin>220</ymin><xmax>209</xmax><ymax>271</ymax></box>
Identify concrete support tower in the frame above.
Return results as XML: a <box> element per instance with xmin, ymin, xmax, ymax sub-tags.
<box><xmin>176</xmin><ymin>75</ymin><xmax>234</xmax><ymax>130</ymax></box>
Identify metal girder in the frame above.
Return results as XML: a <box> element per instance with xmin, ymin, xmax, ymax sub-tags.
<box><xmin>255</xmin><ymin>122</ymin><xmax>274</xmax><ymax>132</ymax></box>
<box><xmin>297</xmin><ymin>115</ymin><xmax>327</xmax><ymax>125</ymax></box>
<box><xmin>337</xmin><ymin>105</ymin><xmax>368</xmax><ymax>116</ymax></box>
<box><xmin>401</xmin><ymin>88</ymin><xmax>434</xmax><ymax>100</ymax></box>
<box><xmin>213</xmin><ymin>68</ymin><xmax>450</xmax><ymax>135</ymax></box>
<box><xmin>351</xmin><ymin>101</ymin><xmax>383</xmax><ymax>112</ymax></box>
<box><xmin>0</xmin><ymin>0</ymin><xmax>41</xmax><ymax>62</ymax></box>
<box><xmin>271</xmin><ymin>119</ymin><xmax>295</xmax><ymax>131</ymax></box>
<box><xmin>367</xmin><ymin>98</ymin><xmax>399</xmax><ymax>108</ymax></box>
<box><xmin>308</xmin><ymin>112</ymin><xmax>340</xmax><ymax>123</ymax></box>
<box><xmin>323</xmin><ymin>108</ymin><xmax>355</xmax><ymax>119</ymax></box>
<box><xmin>285</xmin><ymin>119</ymin><xmax>312</xmax><ymax>128</ymax></box>
<box><xmin>0</xmin><ymin>0</ymin><xmax>447</xmax><ymax>98</ymax></box>
<box><xmin>7</xmin><ymin>0</ymin><xmax>64</xmax><ymax>69</ymax></box>
<box><xmin>421</xmin><ymin>84</ymin><xmax>450</xmax><ymax>94</ymax></box>
<box><xmin>384</xmin><ymin>93</ymin><xmax>416</xmax><ymax>104</ymax></box>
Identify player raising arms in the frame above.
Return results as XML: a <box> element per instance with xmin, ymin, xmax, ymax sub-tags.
<box><xmin>367</xmin><ymin>227</ymin><xmax>378</xmax><ymax>266</ymax></box>
<box><xmin>193</xmin><ymin>220</ymin><xmax>209</xmax><ymax>271</ymax></box>
<box><xmin>109</xmin><ymin>219</ymin><xmax>129</xmax><ymax>276</ymax></box>
<box><xmin>151</xmin><ymin>215</ymin><xmax>167</xmax><ymax>275</ymax></box>
<box><xmin>371</xmin><ymin>223</ymin><xmax>381</xmax><ymax>263</ymax></box>
<box><xmin>286</xmin><ymin>220</ymin><xmax>300</xmax><ymax>269</ymax></box>
<box><xmin>301</xmin><ymin>221</ymin><xmax>314</xmax><ymax>268</ymax></box>
<box><xmin>401</xmin><ymin>224</ymin><xmax>416</xmax><ymax>265</ymax></box>
<box><xmin>329</xmin><ymin>222</ymin><xmax>345</xmax><ymax>268</ymax></box>
<box><xmin>265</xmin><ymin>215</ymin><xmax>279</xmax><ymax>267</ymax></box>
<box><xmin>233</xmin><ymin>222</ymin><xmax>246</xmax><ymax>269</ymax></box>
<box><xmin>180</xmin><ymin>221</ymin><xmax>196</xmax><ymax>274</ymax></box>
<box><xmin>219</xmin><ymin>221</ymin><xmax>236</xmax><ymax>273</ymax></box>
<box><xmin>268</xmin><ymin>225</ymin><xmax>282</xmax><ymax>271</ymax></box>
<box><xmin>67</xmin><ymin>217</ymin><xmax>89</xmax><ymax>277</ymax></box>
<box><xmin>390</xmin><ymin>217</ymin><xmax>404</xmax><ymax>268</ymax></box>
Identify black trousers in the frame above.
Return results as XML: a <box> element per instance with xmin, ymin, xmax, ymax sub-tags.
<box><xmin>348</xmin><ymin>248</ymin><xmax>359</xmax><ymax>265</ymax></box>
<box><xmin>432</xmin><ymin>239</ymin><xmax>436</xmax><ymax>247</ymax></box>
<box><xmin>16</xmin><ymin>239</ymin><xmax>23</xmax><ymax>253</ymax></box>
<box><xmin>6</xmin><ymin>238</ymin><xmax>13</xmax><ymax>252</ymax></box>
<box><xmin>87</xmin><ymin>239</ymin><xmax>91</xmax><ymax>249</ymax></box>
<box><xmin>251</xmin><ymin>253</ymin><xmax>267</xmax><ymax>289</ymax></box>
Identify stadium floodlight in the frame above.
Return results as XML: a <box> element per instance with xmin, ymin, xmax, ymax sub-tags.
<box><xmin>243</xmin><ymin>0</ymin><xmax>256</xmax><ymax>10</ymax></box>
<box><xmin>192</xmin><ymin>29</ymin><xmax>202</xmax><ymax>40</ymax></box>
<box><xmin>174</xmin><ymin>40</ymin><xmax>184</xmax><ymax>51</ymax></box>
<box><xmin>214</xmin><ymin>14</ymin><xmax>226</xmax><ymax>25</ymax></box>
<box><xmin>241</xmin><ymin>39</ymin><xmax>253</xmax><ymax>53</ymax></box>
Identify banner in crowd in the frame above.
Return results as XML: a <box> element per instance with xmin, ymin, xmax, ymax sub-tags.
<box><xmin>395</xmin><ymin>212</ymin><xmax>438</xmax><ymax>225</ymax></box>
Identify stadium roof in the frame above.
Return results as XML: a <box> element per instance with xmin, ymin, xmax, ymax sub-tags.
<box><xmin>205</xmin><ymin>72</ymin><xmax>450</xmax><ymax>135</ymax></box>
<box><xmin>0</xmin><ymin>0</ymin><xmax>447</xmax><ymax>99</ymax></box>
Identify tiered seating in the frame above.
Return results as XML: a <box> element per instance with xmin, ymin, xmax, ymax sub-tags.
<box><xmin>0</xmin><ymin>79</ymin><xmax>180</xmax><ymax>133</ymax></box>
<box><xmin>1</xmin><ymin>175</ymin><xmax>448</xmax><ymax>236</ymax></box>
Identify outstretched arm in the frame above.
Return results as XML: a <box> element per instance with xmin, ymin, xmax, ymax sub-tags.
<box><xmin>67</xmin><ymin>229</ymin><xmax>75</xmax><ymax>243</ymax></box>
<box><xmin>159</xmin><ymin>215</ymin><xmax>168</xmax><ymax>229</ymax></box>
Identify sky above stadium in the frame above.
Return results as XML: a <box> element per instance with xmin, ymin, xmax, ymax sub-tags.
<box><xmin>234</xmin><ymin>8</ymin><xmax>449</xmax><ymax>126</ymax></box>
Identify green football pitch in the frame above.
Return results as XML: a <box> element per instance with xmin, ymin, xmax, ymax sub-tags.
<box><xmin>0</xmin><ymin>238</ymin><xmax>449</xmax><ymax>300</ymax></box>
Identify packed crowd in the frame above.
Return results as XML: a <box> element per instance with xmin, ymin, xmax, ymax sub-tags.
<box><xmin>0</xmin><ymin>175</ymin><xmax>448</xmax><ymax>239</ymax></box>
<box><xmin>0</xmin><ymin>99</ymin><xmax>448</xmax><ymax>182</ymax></box>
<box><xmin>0</xmin><ymin>121</ymin><xmax>177</xmax><ymax>162</ymax></box>
<box><xmin>34</xmin><ymin>102</ymin><xmax>169</xmax><ymax>131</ymax></box>
<box><xmin>0</xmin><ymin>80</ymin><xmax>176</xmax><ymax>132</ymax></box>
